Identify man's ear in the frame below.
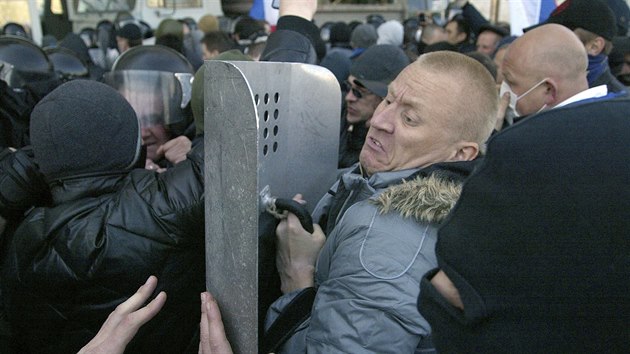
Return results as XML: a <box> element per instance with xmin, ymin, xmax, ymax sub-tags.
<box><xmin>457</xmin><ymin>32</ymin><xmax>467</xmax><ymax>44</ymax></box>
<box><xmin>450</xmin><ymin>142</ymin><xmax>479</xmax><ymax>162</ymax></box>
<box><xmin>586</xmin><ymin>37</ymin><xmax>605</xmax><ymax>56</ymax></box>
<box><xmin>543</xmin><ymin>79</ymin><xmax>559</xmax><ymax>105</ymax></box>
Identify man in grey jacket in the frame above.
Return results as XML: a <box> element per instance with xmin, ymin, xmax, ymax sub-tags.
<box><xmin>76</xmin><ymin>2</ymin><xmax>499</xmax><ymax>353</ymax></box>
<box><xmin>267</xmin><ymin>49</ymin><xmax>499</xmax><ymax>352</ymax></box>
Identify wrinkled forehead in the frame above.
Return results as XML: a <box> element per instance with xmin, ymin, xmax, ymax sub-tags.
<box><xmin>389</xmin><ymin>64</ymin><xmax>461</xmax><ymax>116</ymax></box>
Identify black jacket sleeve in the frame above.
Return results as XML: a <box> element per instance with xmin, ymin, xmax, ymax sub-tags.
<box><xmin>462</xmin><ymin>1</ymin><xmax>490</xmax><ymax>37</ymax></box>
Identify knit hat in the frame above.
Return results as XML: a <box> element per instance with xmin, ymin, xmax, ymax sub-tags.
<box><xmin>350</xmin><ymin>24</ymin><xmax>378</xmax><ymax>49</ymax></box>
<box><xmin>376</xmin><ymin>20</ymin><xmax>404</xmax><ymax>46</ymax></box>
<box><xmin>526</xmin><ymin>0</ymin><xmax>617</xmax><ymax>41</ymax></box>
<box><xmin>155</xmin><ymin>18</ymin><xmax>183</xmax><ymax>40</ymax></box>
<box><xmin>30</xmin><ymin>80</ymin><xmax>141</xmax><ymax>181</ymax></box>
<box><xmin>349</xmin><ymin>44</ymin><xmax>410</xmax><ymax>98</ymax></box>
<box><xmin>198</xmin><ymin>14</ymin><xmax>219</xmax><ymax>34</ymax></box>
<box><xmin>116</xmin><ymin>23</ymin><xmax>142</xmax><ymax>41</ymax></box>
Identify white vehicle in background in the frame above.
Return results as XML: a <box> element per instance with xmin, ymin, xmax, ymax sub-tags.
<box><xmin>2</xmin><ymin>0</ymin><xmax>629</xmax><ymax>46</ymax></box>
<box><xmin>0</xmin><ymin>0</ymin><xmax>247</xmax><ymax>45</ymax></box>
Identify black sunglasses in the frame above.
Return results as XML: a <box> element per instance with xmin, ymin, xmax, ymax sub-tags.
<box><xmin>342</xmin><ymin>80</ymin><xmax>370</xmax><ymax>99</ymax></box>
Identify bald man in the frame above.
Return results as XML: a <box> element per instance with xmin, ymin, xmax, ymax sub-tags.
<box><xmin>499</xmin><ymin>24</ymin><xmax>593</xmax><ymax>118</ymax></box>
<box><xmin>419</xmin><ymin>23</ymin><xmax>630</xmax><ymax>352</ymax></box>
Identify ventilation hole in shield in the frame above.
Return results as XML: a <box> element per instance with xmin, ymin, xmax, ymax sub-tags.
<box><xmin>274</xmin><ymin>109</ymin><xmax>279</xmax><ymax>120</ymax></box>
<box><xmin>273</xmin><ymin>125</ymin><xmax>278</xmax><ymax>136</ymax></box>
<box><xmin>274</xmin><ymin>92</ymin><xmax>279</xmax><ymax>103</ymax></box>
<box><xmin>264</xmin><ymin>110</ymin><xmax>269</xmax><ymax>122</ymax></box>
<box><xmin>263</xmin><ymin>128</ymin><xmax>268</xmax><ymax>139</ymax></box>
<box><xmin>273</xmin><ymin>141</ymin><xmax>278</xmax><ymax>152</ymax></box>
<box><xmin>264</xmin><ymin>93</ymin><xmax>270</xmax><ymax>104</ymax></box>
<box><xmin>263</xmin><ymin>144</ymin><xmax>268</xmax><ymax>155</ymax></box>
<box><xmin>255</xmin><ymin>94</ymin><xmax>260</xmax><ymax>105</ymax></box>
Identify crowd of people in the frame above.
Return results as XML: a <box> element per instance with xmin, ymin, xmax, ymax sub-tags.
<box><xmin>1</xmin><ymin>0</ymin><xmax>629</xmax><ymax>353</ymax></box>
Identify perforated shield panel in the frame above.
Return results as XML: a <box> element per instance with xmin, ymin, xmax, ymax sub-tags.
<box><xmin>204</xmin><ymin>60</ymin><xmax>340</xmax><ymax>353</ymax></box>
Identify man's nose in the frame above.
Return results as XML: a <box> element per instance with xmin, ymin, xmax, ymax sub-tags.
<box><xmin>369</xmin><ymin>103</ymin><xmax>394</xmax><ymax>132</ymax></box>
<box><xmin>345</xmin><ymin>89</ymin><xmax>357</xmax><ymax>102</ymax></box>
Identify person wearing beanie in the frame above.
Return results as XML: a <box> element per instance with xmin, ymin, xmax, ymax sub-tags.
<box><xmin>376</xmin><ymin>20</ymin><xmax>404</xmax><ymax>47</ymax></box>
<box><xmin>155</xmin><ymin>18</ymin><xmax>186</xmax><ymax>55</ymax></box>
<box><xmin>0</xmin><ymin>80</ymin><xmax>206</xmax><ymax>354</ymax></box>
<box><xmin>198</xmin><ymin>14</ymin><xmax>220</xmax><ymax>34</ymax></box>
<box><xmin>349</xmin><ymin>23</ymin><xmax>378</xmax><ymax>58</ymax></box>
<box><xmin>525</xmin><ymin>0</ymin><xmax>628</xmax><ymax>94</ymax></box>
<box><xmin>329</xmin><ymin>22</ymin><xmax>352</xmax><ymax>51</ymax></box>
<box><xmin>339</xmin><ymin>44</ymin><xmax>410</xmax><ymax>168</ymax></box>
<box><xmin>115</xmin><ymin>23</ymin><xmax>142</xmax><ymax>53</ymax></box>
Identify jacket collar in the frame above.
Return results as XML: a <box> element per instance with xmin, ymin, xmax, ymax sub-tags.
<box><xmin>373</xmin><ymin>160</ymin><xmax>479</xmax><ymax>224</ymax></box>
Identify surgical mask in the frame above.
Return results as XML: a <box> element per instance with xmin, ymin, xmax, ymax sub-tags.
<box><xmin>499</xmin><ymin>78</ymin><xmax>548</xmax><ymax>117</ymax></box>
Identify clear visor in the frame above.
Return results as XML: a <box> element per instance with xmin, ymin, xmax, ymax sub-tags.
<box><xmin>0</xmin><ymin>60</ymin><xmax>22</xmax><ymax>87</ymax></box>
<box><xmin>104</xmin><ymin>70</ymin><xmax>192</xmax><ymax>129</ymax></box>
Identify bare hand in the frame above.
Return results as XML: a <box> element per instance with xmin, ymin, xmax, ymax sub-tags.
<box><xmin>198</xmin><ymin>292</ymin><xmax>233</xmax><ymax>354</ymax></box>
<box><xmin>275</xmin><ymin>194</ymin><xmax>326</xmax><ymax>294</ymax></box>
<box><xmin>78</xmin><ymin>276</ymin><xmax>167</xmax><ymax>354</ymax></box>
<box><xmin>156</xmin><ymin>136</ymin><xmax>192</xmax><ymax>165</ymax></box>
<box><xmin>430</xmin><ymin>270</ymin><xmax>464</xmax><ymax>310</ymax></box>
<box><xmin>279</xmin><ymin>0</ymin><xmax>318</xmax><ymax>21</ymax></box>
<box><xmin>145</xmin><ymin>159</ymin><xmax>167</xmax><ymax>173</ymax></box>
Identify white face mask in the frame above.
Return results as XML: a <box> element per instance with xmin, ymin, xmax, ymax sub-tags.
<box><xmin>499</xmin><ymin>78</ymin><xmax>548</xmax><ymax>117</ymax></box>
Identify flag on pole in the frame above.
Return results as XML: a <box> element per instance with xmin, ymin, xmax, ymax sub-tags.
<box><xmin>509</xmin><ymin>0</ymin><xmax>557</xmax><ymax>36</ymax></box>
<box><xmin>249</xmin><ymin>0</ymin><xmax>279</xmax><ymax>29</ymax></box>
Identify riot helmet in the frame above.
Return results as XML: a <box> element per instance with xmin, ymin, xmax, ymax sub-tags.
<box><xmin>2</xmin><ymin>22</ymin><xmax>29</xmax><ymax>38</ymax></box>
<box><xmin>105</xmin><ymin>45</ymin><xmax>194</xmax><ymax>131</ymax></box>
<box><xmin>44</xmin><ymin>46</ymin><xmax>89</xmax><ymax>81</ymax></box>
<box><xmin>0</xmin><ymin>35</ymin><xmax>54</xmax><ymax>87</ymax></box>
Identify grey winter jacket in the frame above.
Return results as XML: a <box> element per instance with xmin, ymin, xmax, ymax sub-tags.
<box><xmin>266</xmin><ymin>165</ymin><xmax>465</xmax><ymax>353</ymax></box>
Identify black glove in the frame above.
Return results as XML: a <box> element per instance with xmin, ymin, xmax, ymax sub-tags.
<box><xmin>0</xmin><ymin>146</ymin><xmax>51</xmax><ymax>217</ymax></box>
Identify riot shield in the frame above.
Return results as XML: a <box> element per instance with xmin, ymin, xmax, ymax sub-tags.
<box><xmin>204</xmin><ymin>61</ymin><xmax>340</xmax><ymax>353</ymax></box>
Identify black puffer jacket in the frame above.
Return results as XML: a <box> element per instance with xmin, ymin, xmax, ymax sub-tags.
<box><xmin>1</xmin><ymin>142</ymin><xmax>205</xmax><ymax>354</ymax></box>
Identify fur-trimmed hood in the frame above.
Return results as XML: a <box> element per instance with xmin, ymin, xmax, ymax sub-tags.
<box><xmin>374</xmin><ymin>173</ymin><xmax>463</xmax><ymax>224</ymax></box>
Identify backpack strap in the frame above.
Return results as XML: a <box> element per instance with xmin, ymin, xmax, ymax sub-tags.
<box><xmin>262</xmin><ymin>287</ymin><xmax>317</xmax><ymax>353</ymax></box>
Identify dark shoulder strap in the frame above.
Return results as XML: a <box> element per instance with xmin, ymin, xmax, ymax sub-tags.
<box><xmin>262</xmin><ymin>287</ymin><xmax>317</xmax><ymax>353</ymax></box>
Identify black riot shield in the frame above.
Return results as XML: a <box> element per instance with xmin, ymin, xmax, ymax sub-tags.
<box><xmin>204</xmin><ymin>60</ymin><xmax>340</xmax><ymax>353</ymax></box>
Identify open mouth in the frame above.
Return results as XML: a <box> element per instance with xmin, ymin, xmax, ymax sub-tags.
<box><xmin>369</xmin><ymin>136</ymin><xmax>383</xmax><ymax>151</ymax></box>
